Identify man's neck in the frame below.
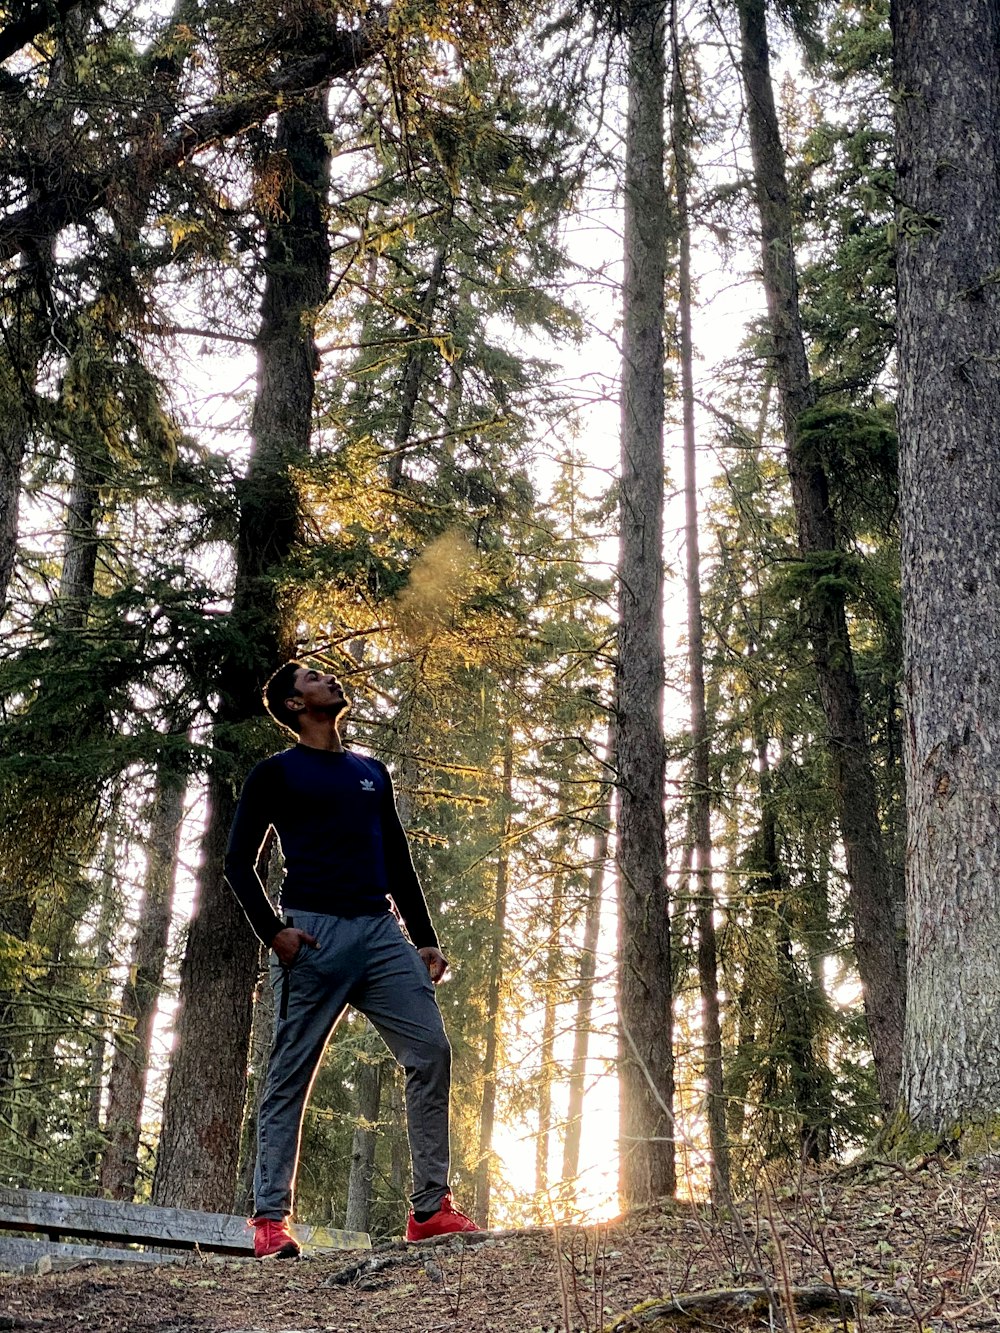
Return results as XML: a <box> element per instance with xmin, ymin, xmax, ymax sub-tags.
<box><xmin>295</xmin><ymin>719</ymin><xmax>345</xmax><ymax>753</ymax></box>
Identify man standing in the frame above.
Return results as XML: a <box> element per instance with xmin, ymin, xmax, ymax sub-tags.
<box><xmin>224</xmin><ymin>660</ymin><xmax>478</xmax><ymax>1256</ymax></box>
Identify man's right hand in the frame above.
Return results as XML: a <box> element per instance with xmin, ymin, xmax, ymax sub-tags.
<box><xmin>272</xmin><ymin>926</ymin><xmax>319</xmax><ymax>967</ymax></box>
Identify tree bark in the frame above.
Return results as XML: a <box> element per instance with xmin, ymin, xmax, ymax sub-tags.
<box><xmin>473</xmin><ymin>726</ymin><xmax>513</xmax><ymax>1227</ymax></box>
<box><xmin>80</xmin><ymin>822</ymin><xmax>121</xmax><ymax>1179</ymax></box>
<box><xmin>0</xmin><ymin>351</ymin><xmax>35</xmax><ymax>619</ymax></box>
<box><xmin>99</xmin><ymin>763</ymin><xmax>185</xmax><ymax>1199</ymax></box>
<box><xmin>344</xmin><ymin>1032</ymin><xmax>385</xmax><ymax>1234</ymax></box>
<box><xmin>535</xmin><ymin>872</ymin><xmax>564</xmax><ymax>1199</ymax></box>
<box><xmin>57</xmin><ymin>451</ymin><xmax>102</xmax><ymax>629</ymax></box>
<box><xmin>671</xmin><ymin>3</ymin><xmax>730</xmax><ymax>1202</ymax></box>
<box><xmin>616</xmin><ymin>0</ymin><xmax>675</xmax><ymax>1208</ymax></box>
<box><xmin>738</xmin><ymin>0</ymin><xmax>906</xmax><ymax>1116</ymax></box>
<box><xmin>387</xmin><ymin>1074</ymin><xmax>407</xmax><ymax>1203</ymax></box>
<box><xmin>152</xmin><ymin>90</ymin><xmax>332</xmax><ymax>1211</ymax></box>
<box><xmin>561</xmin><ymin>717</ymin><xmax>614</xmax><ymax>1196</ymax></box>
<box><xmin>893</xmin><ymin>0</ymin><xmax>1000</xmax><ymax>1134</ymax></box>
<box><xmin>388</xmin><ymin>246</ymin><xmax>448</xmax><ymax>487</ymax></box>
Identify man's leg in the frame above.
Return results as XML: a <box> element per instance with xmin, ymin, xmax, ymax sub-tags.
<box><xmin>254</xmin><ymin>913</ymin><xmax>358</xmax><ymax>1220</ymax></box>
<box><xmin>350</xmin><ymin>914</ymin><xmax>452</xmax><ymax>1215</ymax></box>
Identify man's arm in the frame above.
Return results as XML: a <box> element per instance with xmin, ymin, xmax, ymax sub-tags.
<box><xmin>223</xmin><ymin>760</ymin><xmax>286</xmax><ymax>948</ymax></box>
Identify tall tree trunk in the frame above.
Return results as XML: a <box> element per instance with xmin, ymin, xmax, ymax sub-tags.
<box><xmin>388</xmin><ymin>246</ymin><xmax>448</xmax><ymax>487</ymax></box>
<box><xmin>0</xmin><ymin>334</ymin><xmax>38</xmax><ymax>618</ymax></box>
<box><xmin>616</xmin><ymin>0</ymin><xmax>675</xmax><ymax>1209</ymax></box>
<box><xmin>535</xmin><ymin>872</ymin><xmax>564</xmax><ymax>1199</ymax></box>
<box><xmin>473</xmin><ymin>726</ymin><xmax>513</xmax><ymax>1227</ymax></box>
<box><xmin>82</xmin><ymin>822</ymin><xmax>122</xmax><ymax>1177</ymax></box>
<box><xmin>234</xmin><ymin>980</ymin><xmax>274</xmax><ymax>1216</ymax></box>
<box><xmin>670</xmin><ymin>4</ymin><xmax>730</xmax><ymax>1201</ymax></box>
<box><xmin>99</xmin><ymin>763</ymin><xmax>185</xmax><ymax>1199</ymax></box>
<box><xmin>893</xmin><ymin>0</ymin><xmax>1000</xmax><ymax>1135</ymax></box>
<box><xmin>57</xmin><ymin>449</ymin><xmax>102</xmax><ymax>628</ymax></box>
<box><xmin>344</xmin><ymin>1031</ymin><xmax>385</xmax><ymax>1234</ymax></box>
<box><xmin>738</xmin><ymin>0</ymin><xmax>906</xmax><ymax>1116</ymax></box>
<box><xmin>387</xmin><ymin>1074</ymin><xmax>408</xmax><ymax>1204</ymax></box>
<box><xmin>0</xmin><ymin>122</ymin><xmax>61</xmax><ymax>616</ymax></box>
<box><xmin>153</xmin><ymin>90</ymin><xmax>332</xmax><ymax>1210</ymax></box>
<box><xmin>561</xmin><ymin>717</ymin><xmax>615</xmax><ymax>1196</ymax></box>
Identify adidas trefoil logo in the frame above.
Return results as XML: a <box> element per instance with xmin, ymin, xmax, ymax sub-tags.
<box><xmin>360</xmin><ymin>779</ymin><xmax>375</xmax><ymax>791</ymax></box>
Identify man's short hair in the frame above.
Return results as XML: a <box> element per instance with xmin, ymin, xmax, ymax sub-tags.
<box><xmin>264</xmin><ymin>660</ymin><xmax>307</xmax><ymax>734</ymax></box>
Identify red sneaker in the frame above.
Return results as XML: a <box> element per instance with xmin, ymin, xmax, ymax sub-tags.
<box><xmin>251</xmin><ymin>1216</ymin><xmax>301</xmax><ymax>1258</ymax></box>
<box><xmin>405</xmin><ymin>1193</ymin><xmax>479</xmax><ymax>1241</ymax></box>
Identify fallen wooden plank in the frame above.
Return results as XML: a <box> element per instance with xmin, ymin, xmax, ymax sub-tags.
<box><xmin>0</xmin><ymin>1237</ymin><xmax>195</xmax><ymax>1272</ymax></box>
<box><xmin>0</xmin><ymin>1189</ymin><xmax>369</xmax><ymax>1255</ymax></box>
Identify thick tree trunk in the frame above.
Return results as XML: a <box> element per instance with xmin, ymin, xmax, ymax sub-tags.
<box><xmin>893</xmin><ymin>0</ymin><xmax>1000</xmax><ymax>1134</ymax></box>
<box><xmin>616</xmin><ymin>0</ymin><xmax>675</xmax><ymax>1209</ymax></box>
<box><xmin>344</xmin><ymin>1032</ymin><xmax>385</xmax><ymax>1234</ymax></box>
<box><xmin>151</xmin><ymin>778</ymin><xmax>262</xmax><ymax>1209</ymax></box>
<box><xmin>671</xmin><ymin>5</ymin><xmax>730</xmax><ymax>1201</ymax></box>
<box><xmin>738</xmin><ymin>0</ymin><xmax>906</xmax><ymax>1116</ymax></box>
<box><xmin>561</xmin><ymin>718</ymin><xmax>614</xmax><ymax>1195</ymax></box>
<box><xmin>153</xmin><ymin>91</ymin><xmax>332</xmax><ymax>1211</ymax></box>
<box><xmin>99</xmin><ymin>764</ymin><xmax>185</xmax><ymax>1199</ymax></box>
<box><xmin>473</xmin><ymin>727</ymin><xmax>513</xmax><ymax>1227</ymax></box>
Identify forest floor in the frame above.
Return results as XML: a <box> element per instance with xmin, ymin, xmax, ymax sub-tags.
<box><xmin>2</xmin><ymin>1158</ymin><xmax>999</xmax><ymax>1333</ymax></box>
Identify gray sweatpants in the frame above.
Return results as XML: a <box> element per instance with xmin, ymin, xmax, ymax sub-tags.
<box><xmin>253</xmin><ymin>910</ymin><xmax>451</xmax><ymax>1219</ymax></box>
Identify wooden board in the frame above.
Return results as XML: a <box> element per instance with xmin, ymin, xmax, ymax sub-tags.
<box><xmin>0</xmin><ymin>1188</ymin><xmax>370</xmax><ymax>1256</ymax></box>
<box><xmin>0</xmin><ymin>1237</ymin><xmax>197</xmax><ymax>1272</ymax></box>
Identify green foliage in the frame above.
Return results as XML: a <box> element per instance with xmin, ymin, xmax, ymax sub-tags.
<box><xmin>796</xmin><ymin>2</ymin><xmax>894</xmax><ymax>391</ymax></box>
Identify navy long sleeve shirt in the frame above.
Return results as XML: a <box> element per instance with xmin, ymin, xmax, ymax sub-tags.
<box><xmin>224</xmin><ymin>744</ymin><xmax>439</xmax><ymax>951</ymax></box>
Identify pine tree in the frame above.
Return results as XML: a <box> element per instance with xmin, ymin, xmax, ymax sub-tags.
<box><xmin>153</xmin><ymin>88</ymin><xmax>334</xmax><ymax>1212</ymax></box>
<box><xmin>894</xmin><ymin>0</ymin><xmax>1000</xmax><ymax>1139</ymax></box>
<box><xmin>616</xmin><ymin>0</ymin><xmax>676</xmax><ymax>1207</ymax></box>
<box><xmin>669</xmin><ymin>1</ymin><xmax>730</xmax><ymax>1200</ymax></box>
<box><xmin>737</xmin><ymin>0</ymin><xmax>905</xmax><ymax>1114</ymax></box>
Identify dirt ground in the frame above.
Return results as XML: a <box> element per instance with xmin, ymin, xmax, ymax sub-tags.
<box><xmin>2</xmin><ymin>1159</ymin><xmax>999</xmax><ymax>1332</ymax></box>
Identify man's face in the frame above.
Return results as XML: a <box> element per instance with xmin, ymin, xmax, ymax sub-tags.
<box><xmin>289</xmin><ymin>666</ymin><xmax>350</xmax><ymax>720</ymax></box>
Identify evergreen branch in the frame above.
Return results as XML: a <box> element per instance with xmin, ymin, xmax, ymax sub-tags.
<box><xmin>0</xmin><ymin>0</ymin><xmax>79</xmax><ymax>65</ymax></box>
<box><xmin>0</xmin><ymin>20</ymin><xmax>384</xmax><ymax>264</ymax></box>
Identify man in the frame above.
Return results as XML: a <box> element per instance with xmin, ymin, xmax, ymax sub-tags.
<box><xmin>224</xmin><ymin>660</ymin><xmax>478</xmax><ymax>1257</ymax></box>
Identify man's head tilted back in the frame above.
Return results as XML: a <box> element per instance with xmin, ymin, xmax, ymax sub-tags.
<box><xmin>263</xmin><ymin>660</ymin><xmax>350</xmax><ymax>735</ymax></box>
<box><xmin>263</xmin><ymin>660</ymin><xmax>307</xmax><ymax>734</ymax></box>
